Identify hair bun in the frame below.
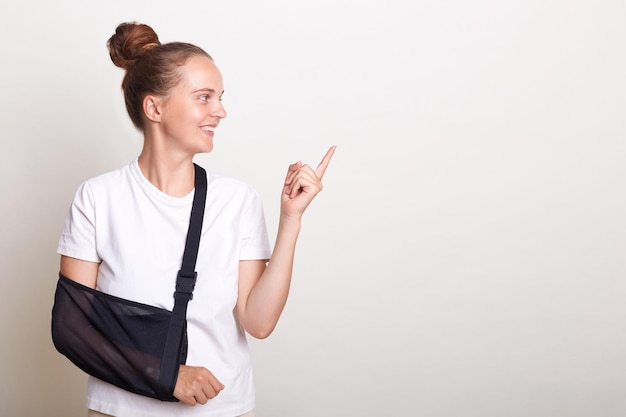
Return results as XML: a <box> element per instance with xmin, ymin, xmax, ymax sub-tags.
<box><xmin>107</xmin><ymin>22</ymin><xmax>161</xmax><ymax>70</ymax></box>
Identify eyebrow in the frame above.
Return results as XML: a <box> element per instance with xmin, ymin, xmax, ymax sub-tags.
<box><xmin>192</xmin><ymin>88</ymin><xmax>224</xmax><ymax>95</ymax></box>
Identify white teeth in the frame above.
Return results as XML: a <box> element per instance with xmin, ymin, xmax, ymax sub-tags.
<box><xmin>201</xmin><ymin>126</ymin><xmax>215</xmax><ymax>132</ymax></box>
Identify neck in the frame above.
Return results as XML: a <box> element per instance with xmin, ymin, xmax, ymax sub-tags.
<box><xmin>138</xmin><ymin>143</ymin><xmax>196</xmax><ymax>198</ymax></box>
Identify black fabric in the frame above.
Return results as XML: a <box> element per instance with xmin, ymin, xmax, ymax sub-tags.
<box><xmin>157</xmin><ymin>163</ymin><xmax>207</xmax><ymax>399</ymax></box>
<box><xmin>51</xmin><ymin>164</ymin><xmax>207</xmax><ymax>402</ymax></box>
<box><xmin>52</xmin><ymin>274</ymin><xmax>186</xmax><ymax>400</ymax></box>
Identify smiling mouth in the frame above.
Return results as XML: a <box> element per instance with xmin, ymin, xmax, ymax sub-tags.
<box><xmin>201</xmin><ymin>126</ymin><xmax>216</xmax><ymax>133</ymax></box>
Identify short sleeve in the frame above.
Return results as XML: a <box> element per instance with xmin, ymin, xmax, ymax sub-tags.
<box><xmin>239</xmin><ymin>189</ymin><xmax>271</xmax><ymax>261</ymax></box>
<box><xmin>57</xmin><ymin>182</ymin><xmax>101</xmax><ymax>262</ymax></box>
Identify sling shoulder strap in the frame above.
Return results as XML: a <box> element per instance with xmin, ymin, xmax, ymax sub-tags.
<box><xmin>173</xmin><ymin>163</ymin><xmax>208</xmax><ymax>315</ymax></box>
<box><xmin>158</xmin><ymin>163</ymin><xmax>207</xmax><ymax>398</ymax></box>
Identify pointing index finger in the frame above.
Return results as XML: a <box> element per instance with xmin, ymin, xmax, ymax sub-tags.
<box><xmin>315</xmin><ymin>145</ymin><xmax>337</xmax><ymax>179</ymax></box>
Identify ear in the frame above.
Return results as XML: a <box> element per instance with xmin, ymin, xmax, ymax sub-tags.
<box><xmin>143</xmin><ymin>95</ymin><xmax>163</xmax><ymax>123</ymax></box>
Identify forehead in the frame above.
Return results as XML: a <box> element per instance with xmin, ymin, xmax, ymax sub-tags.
<box><xmin>178</xmin><ymin>55</ymin><xmax>224</xmax><ymax>92</ymax></box>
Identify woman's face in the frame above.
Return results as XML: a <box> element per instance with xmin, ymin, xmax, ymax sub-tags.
<box><xmin>157</xmin><ymin>55</ymin><xmax>227</xmax><ymax>155</ymax></box>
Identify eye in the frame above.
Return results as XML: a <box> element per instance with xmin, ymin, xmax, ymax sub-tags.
<box><xmin>199</xmin><ymin>95</ymin><xmax>210</xmax><ymax>102</ymax></box>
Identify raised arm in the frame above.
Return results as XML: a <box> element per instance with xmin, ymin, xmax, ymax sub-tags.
<box><xmin>236</xmin><ymin>146</ymin><xmax>336</xmax><ymax>339</ymax></box>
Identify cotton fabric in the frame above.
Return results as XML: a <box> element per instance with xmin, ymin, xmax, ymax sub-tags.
<box><xmin>58</xmin><ymin>159</ymin><xmax>271</xmax><ymax>417</ymax></box>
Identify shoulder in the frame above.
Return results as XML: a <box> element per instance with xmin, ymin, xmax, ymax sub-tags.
<box><xmin>207</xmin><ymin>172</ymin><xmax>257</xmax><ymax>195</ymax></box>
<box><xmin>205</xmin><ymin>171</ymin><xmax>263</xmax><ymax>208</ymax></box>
<box><xmin>83</xmin><ymin>162</ymin><xmax>133</xmax><ymax>189</ymax></box>
<box><xmin>70</xmin><ymin>162</ymin><xmax>134</xmax><ymax>203</ymax></box>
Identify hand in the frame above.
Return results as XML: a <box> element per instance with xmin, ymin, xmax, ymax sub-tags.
<box><xmin>281</xmin><ymin>146</ymin><xmax>336</xmax><ymax>218</ymax></box>
<box><xmin>173</xmin><ymin>365</ymin><xmax>225</xmax><ymax>406</ymax></box>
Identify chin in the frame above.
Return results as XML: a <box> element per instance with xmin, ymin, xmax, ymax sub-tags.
<box><xmin>196</xmin><ymin>141</ymin><xmax>214</xmax><ymax>154</ymax></box>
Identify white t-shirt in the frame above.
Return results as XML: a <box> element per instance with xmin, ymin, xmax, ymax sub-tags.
<box><xmin>57</xmin><ymin>159</ymin><xmax>272</xmax><ymax>417</ymax></box>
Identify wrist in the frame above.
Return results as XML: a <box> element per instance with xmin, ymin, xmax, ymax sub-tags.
<box><xmin>278</xmin><ymin>212</ymin><xmax>302</xmax><ymax>236</ymax></box>
<box><xmin>279</xmin><ymin>211</ymin><xmax>303</xmax><ymax>223</ymax></box>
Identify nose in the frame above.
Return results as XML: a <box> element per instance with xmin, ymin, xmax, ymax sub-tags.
<box><xmin>213</xmin><ymin>101</ymin><xmax>227</xmax><ymax>119</ymax></box>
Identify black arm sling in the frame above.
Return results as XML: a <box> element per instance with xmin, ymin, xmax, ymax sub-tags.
<box><xmin>51</xmin><ymin>164</ymin><xmax>207</xmax><ymax>401</ymax></box>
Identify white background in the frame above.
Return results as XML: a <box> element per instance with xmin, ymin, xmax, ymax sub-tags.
<box><xmin>1</xmin><ymin>1</ymin><xmax>625</xmax><ymax>416</ymax></box>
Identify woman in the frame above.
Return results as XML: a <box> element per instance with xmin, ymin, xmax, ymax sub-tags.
<box><xmin>57</xmin><ymin>22</ymin><xmax>335</xmax><ymax>417</ymax></box>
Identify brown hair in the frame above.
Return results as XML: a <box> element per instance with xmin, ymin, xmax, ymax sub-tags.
<box><xmin>107</xmin><ymin>22</ymin><xmax>212</xmax><ymax>130</ymax></box>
